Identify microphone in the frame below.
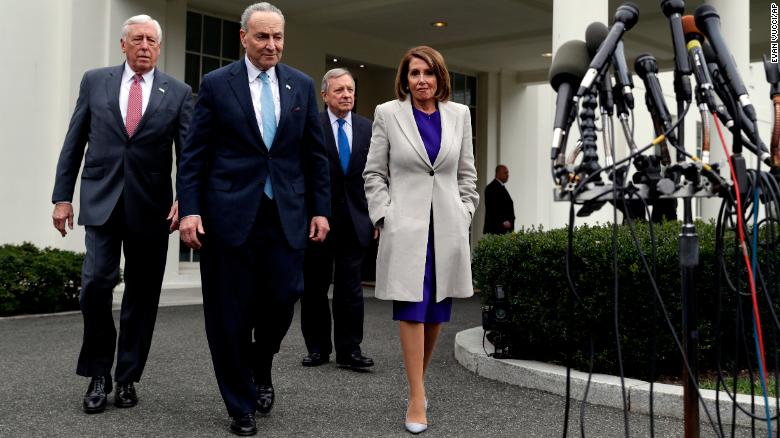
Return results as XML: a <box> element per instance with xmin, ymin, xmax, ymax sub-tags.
<box><xmin>575</xmin><ymin>3</ymin><xmax>639</xmax><ymax>99</ymax></box>
<box><xmin>681</xmin><ymin>15</ymin><xmax>717</xmax><ymax>111</ymax></box>
<box><xmin>549</xmin><ymin>40</ymin><xmax>591</xmax><ymax>162</ymax></box>
<box><xmin>586</xmin><ymin>21</ymin><xmax>635</xmax><ymax>111</ymax></box>
<box><xmin>635</xmin><ymin>53</ymin><xmax>677</xmax><ymax>161</ymax></box>
<box><xmin>661</xmin><ymin>0</ymin><xmax>692</xmax><ymax>75</ymax></box>
<box><xmin>702</xmin><ymin>42</ymin><xmax>773</xmax><ymax>164</ymax></box>
<box><xmin>613</xmin><ymin>40</ymin><xmax>635</xmax><ymax>109</ymax></box>
<box><xmin>694</xmin><ymin>5</ymin><xmax>756</xmax><ymax>122</ymax></box>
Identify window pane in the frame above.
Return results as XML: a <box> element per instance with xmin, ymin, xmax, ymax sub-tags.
<box><xmin>186</xmin><ymin>12</ymin><xmax>201</xmax><ymax>52</ymax></box>
<box><xmin>203</xmin><ymin>15</ymin><xmax>221</xmax><ymax>57</ymax></box>
<box><xmin>222</xmin><ymin>21</ymin><xmax>241</xmax><ymax>60</ymax></box>
<box><xmin>466</xmin><ymin>76</ymin><xmax>477</xmax><ymax>106</ymax></box>
<box><xmin>202</xmin><ymin>56</ymin><xmax>220</xmax><ymax>75</ymax></box>
<box><xmin>222</xmin><ymin>59</ymin><xmax>233</xmax><ymax>67</ymax></box>
<box><xmin>185</xmin><ymin>53</ymin><xmax>200</xmax><ymax>93</ymax></box>
<box><xmin>451</xmin><ymin>73</ymin><xmax>465</xmax><ymax>104</ymax></box>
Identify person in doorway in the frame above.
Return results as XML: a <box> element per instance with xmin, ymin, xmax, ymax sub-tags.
<box><xmin>483</xmin><ymin>164</ymin><xmax>515</xmax><ymax>234</ymax></box>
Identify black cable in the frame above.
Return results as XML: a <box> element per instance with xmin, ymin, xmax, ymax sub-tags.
<box><xmin>623</xmin><ymin>191</ymin><xmax>658</xmax><ymax>437</ymax></box>
<box><xmin>620</xmin><ymin>191</ymin><xmax>724</xmax><ymax>437</ymax></box>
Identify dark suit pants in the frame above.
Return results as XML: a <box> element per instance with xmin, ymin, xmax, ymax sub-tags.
<box><xmin>301</xmin><ymin>225</ymin><xmax>366</xmax><ymax>357</ymax></box>
<box><xmin>76</xmin><ymin>198</ymin><xmax>168</xmax><ymax>383</ymax></box>
<box><xmin>200</xmin><ymin>196</ymin><xmax>303</xmax><ymax>417</ymax></box>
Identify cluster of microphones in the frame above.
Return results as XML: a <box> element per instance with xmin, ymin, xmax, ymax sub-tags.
<box><xmin>549</xmin><ymin>1</ymin><xmax>780</xmax><ymax>194</ymax></box>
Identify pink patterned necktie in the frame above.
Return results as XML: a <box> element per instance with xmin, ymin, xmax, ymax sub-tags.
<box><xmin>125</xmin><ymin>74</ymin><xmax>142</xmax><ymax>137</ymax></box>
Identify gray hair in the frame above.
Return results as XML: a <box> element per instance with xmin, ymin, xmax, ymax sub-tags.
<box><xmin>241</xmin><ymin>2</ymin><xmax>285</xmax><ymax>30</ymax></box>
<box><xmin>321</xmin><ymin>68</ymin><xmax>354</xmax><ymax>93</ymax></box>
<box><xmin>121</xmin><ymin>15</ymin><xmax>162</xmax><ymax>43</ymax></box>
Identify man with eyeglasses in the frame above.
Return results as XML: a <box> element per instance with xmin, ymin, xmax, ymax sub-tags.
<box><xmin>51</xmin><ymin>14</ymin><xmax>192</xmax><ymax>414</ymax></box>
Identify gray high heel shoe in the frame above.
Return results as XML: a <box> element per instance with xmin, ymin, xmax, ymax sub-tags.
<box><xmin>405</xmin><ymin>422</ymin><xmax>428</xmax><ymax>434</ymax></box>
<box><xmin>405</xmin><ymin>399</ymin><xmax>428</xmax><ymax>434</ymax></box>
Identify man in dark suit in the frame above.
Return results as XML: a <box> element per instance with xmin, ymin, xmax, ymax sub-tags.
<box><xmin>51</xmin><ymin>15</ymin><xmax>192</xmax><ymax>414</ymax></box>
<box><xmin>300</xmin><ymin>69</ymin><xmax>375</xmax><ymax>369</ymax></box>
<box><xmin>177</xmin><ymin>3</ymin><xmax>330</xmax><ymax>435</ymax></box>
<box><xmin>483</xmin><ymin>164</ymin><xmax>515</xmax><ymax>234</ymax></box>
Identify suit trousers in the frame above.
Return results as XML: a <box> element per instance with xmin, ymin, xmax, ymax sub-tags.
<box><xmin>76</xmin><ymin>197</ymin><xmax>169</xmax><ymax>383</ymax></box>
<box><xmin>301</xmin><ymin>217</ymin><xmax>366</xmax><ymax>357</ymax></box>
<box><xmin>200</xmin><ymin>195</ymin><xmax>304</xmax><ymax>417</ymax></box>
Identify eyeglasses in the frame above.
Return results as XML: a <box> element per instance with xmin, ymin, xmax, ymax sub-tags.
<box><xmin>128</xmin><ymin>36</ymin><xmax>159</xmax><ymax>48</ymax></box>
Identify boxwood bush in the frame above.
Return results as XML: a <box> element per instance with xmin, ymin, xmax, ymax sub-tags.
<box><xmin>0</xmin><ymin>243</ymin><xmax>84</xmax><ymax>316</ymax></box>
<box><xmin>473</xmin><ymin>221</ymin><xmax>780</xmax><ymax>380</ymax></box>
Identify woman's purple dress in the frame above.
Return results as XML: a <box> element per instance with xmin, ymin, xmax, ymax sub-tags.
<box><xmin>392</xmin><ymin>105</ymin><xmax>453</xmax><ymax>323</ymax></box>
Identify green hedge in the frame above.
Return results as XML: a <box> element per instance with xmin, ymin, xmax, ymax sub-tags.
<box><xmin>0</xmin><ymin>243</ymin><xmax>84</xmax><ymax>316</ymax></box>
<box><xmin>472</xmin><ymin>222</ymin><xmax>780</xmax><ymax>380</ymax></box>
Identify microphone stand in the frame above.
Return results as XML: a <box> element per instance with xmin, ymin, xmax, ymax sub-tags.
<box><xmin>671</xmin><ymin>42</ymin><xmax>700</xmax><ymax>438</ymax></box>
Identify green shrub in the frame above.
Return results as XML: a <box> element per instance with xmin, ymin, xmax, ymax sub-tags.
<box><xmin>0</xmin><ymin>243</ymin><xmax>84</xmax><ymax>316</ymax></box>
<box><xmin>473</xmin><ymin>221</ymin><xmax>780</xmax><ymax>380</ymax></box>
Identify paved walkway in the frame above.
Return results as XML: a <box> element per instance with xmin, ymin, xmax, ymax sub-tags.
<box><xmin>0</xmin><ymin>289</ymin><xmax>740</xmax><ymax>437</ymax></box>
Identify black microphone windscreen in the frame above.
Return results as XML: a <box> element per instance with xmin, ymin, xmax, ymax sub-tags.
<box><xmin>633</xmin><ymin>53</ymin><xmax>658</xmax><ymax>79</ymax></box>
<box><xmin>694</xmin><ymin>4</ymin><xmax>719</xmax><ymax>32</ymax></box>
<box><xmin>585</xmin><ymin>22</ymin><xmax>609</xmax><ymax>58</ymax></box>
<box><xmin>549</xmin><ymin>40</ymin><xmax>591</xmax><ymax>91</ymax></box>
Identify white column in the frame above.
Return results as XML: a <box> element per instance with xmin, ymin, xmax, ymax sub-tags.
<box><xmin>541</xmin><ymin>0</ymin><xmax>609</xmax><ymax>227</ymax></box>
<box><xmin>700</xmin><ymin>0</ymin><xmax>751</xmax><ymax>220</ymax></box>
<box><xmin>552</xmin><ymin>0</ymin><xmax>608</xmax><ymax>51</ymax></box>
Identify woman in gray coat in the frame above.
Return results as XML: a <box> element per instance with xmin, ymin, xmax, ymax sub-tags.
<box><xmin>363</xmin><ymin>46</ymin><xmax>478</xmax><ymax>434</ymax></box>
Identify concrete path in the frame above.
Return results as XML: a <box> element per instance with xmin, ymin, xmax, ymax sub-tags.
<box><xmin>0</xmin><ymin>290</ymin><xmax>747</xmax><ymax>437</ymax></box>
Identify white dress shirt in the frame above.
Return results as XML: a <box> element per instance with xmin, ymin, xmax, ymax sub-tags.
<box><xmin>245</xmin><ymin>56</ymin><xmax>281</xmax><ymax>137</ymax></box>
<box><xmin>327</xmin><ymin>108</ymin><xmax>352</xmax><ymax>153</ymax></box>
<box><xmin>119</xmin><ymin>63</ymin><xmax>154</xmax><ymax>123</ymax></box>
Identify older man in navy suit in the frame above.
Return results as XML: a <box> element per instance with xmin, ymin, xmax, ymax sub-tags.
<box><xmin>51</xmin><ymin>15</ymin><xmax>192</xmax><ymax>414</ymax></box>
<box><xmin>177</xmin><ymin>2</ymin><xmax>330</xmax><ymax>435</ymax></box>
<box><xmin>300</xmin><ymin>69</ymin><xmax>375</xmax><ymax>369</ymax></box>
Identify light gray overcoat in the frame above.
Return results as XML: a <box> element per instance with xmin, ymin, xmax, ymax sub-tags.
<box><xmin>363</xmin><ymin>98</ymin><xmax>479</xmax><ymax>303</ymax></box>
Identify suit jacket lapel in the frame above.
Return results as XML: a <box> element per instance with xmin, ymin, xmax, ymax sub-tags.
<box><xmin>106</xmin><ymin>64</ymin><xmax>127</xmax><ymax>138</ymax></box>
<box><xmin>133</xmin><ymin>70</ymin><xmax>168</xmax><ymax>135</ymax></box>
<box><xmin>320</xmin><ymin>112</ymin><xmax>339</xmax><ymax>160</ymax></box>
<box><xmin>433</xmin><ymin>101</ymin><xmax>455</xmax><ymax>169</ymax></box>
<box><xmin>275</xmin><ymin>64</ymin><xmax>294</xmax><ymax>141</ymax></box>
<box><xmin>227</xmin><ymin>61</ymin><xmax>264</xmax><ymax>150</ymax></box>
<box><xmin>346</xmin><ymin>117</ymin><xmax>367</xmax><ymax>175</ymax></box>
<box><xmin>393</xmin><ymin>99</ymin><xmax>432</xmax><ymax>168</ymax></box>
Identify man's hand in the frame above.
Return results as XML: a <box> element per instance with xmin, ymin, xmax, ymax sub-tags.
<box><xmin>167</xmin><ymin>201</ymin><xmax>180</xmax><ymax>233</ymax></box>
<box><xmin>502</xmin><ymin>220</ymin><xmax>512</xmax><ymax>230</ymax></box>
<box><xmin>180</xmin><ymin>215</ymin><xmax>205</xmax><ymax>250</ymax></box>
<box><xmin>52</xmin><ymin>203</ymin><xmax>74</xmax><ymax>237</ymax></box>
<box><xmin>309</xmin><ymin>216</ymin><xmax>330</xmax><ymax>242</ymax></box>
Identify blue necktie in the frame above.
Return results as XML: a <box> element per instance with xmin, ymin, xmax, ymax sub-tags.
<box><xmin>259</xmin><ymin>72</ymin><xmax>276</xmax><ymax>199</ymax></box>
<box><xmin>337</xmin><ymin>118</ymin><xmax>350</xmax><ymax>174</ymax></box>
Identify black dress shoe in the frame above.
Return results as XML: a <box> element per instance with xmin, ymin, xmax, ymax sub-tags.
<box><xmin>301</xmin><ymin>352</ymin><xmax>330</xmax><ymax>367</ymax></box>
<box><xmin>255</xmin><ymin>384</ymin><xmax>274</xmax><ymax>415</ymax></box>
<box><xmin>336</xmin><ymin>352</ymin><xmax>375</xmax><ymax>368</ymax></box>
<box><xmin>229</xmin><ymin>413</ymin><xmax>257</xmax><ymax>436</ymax></box>
<box><xmin>83</xmin><ymin>376</ymin><xmax>112</xmax><ymax>414</ymax></box>
<box><xmin>114</xmin><ymin>382</ymin><xmax>138</xmax><ymax>408</ymax></box>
